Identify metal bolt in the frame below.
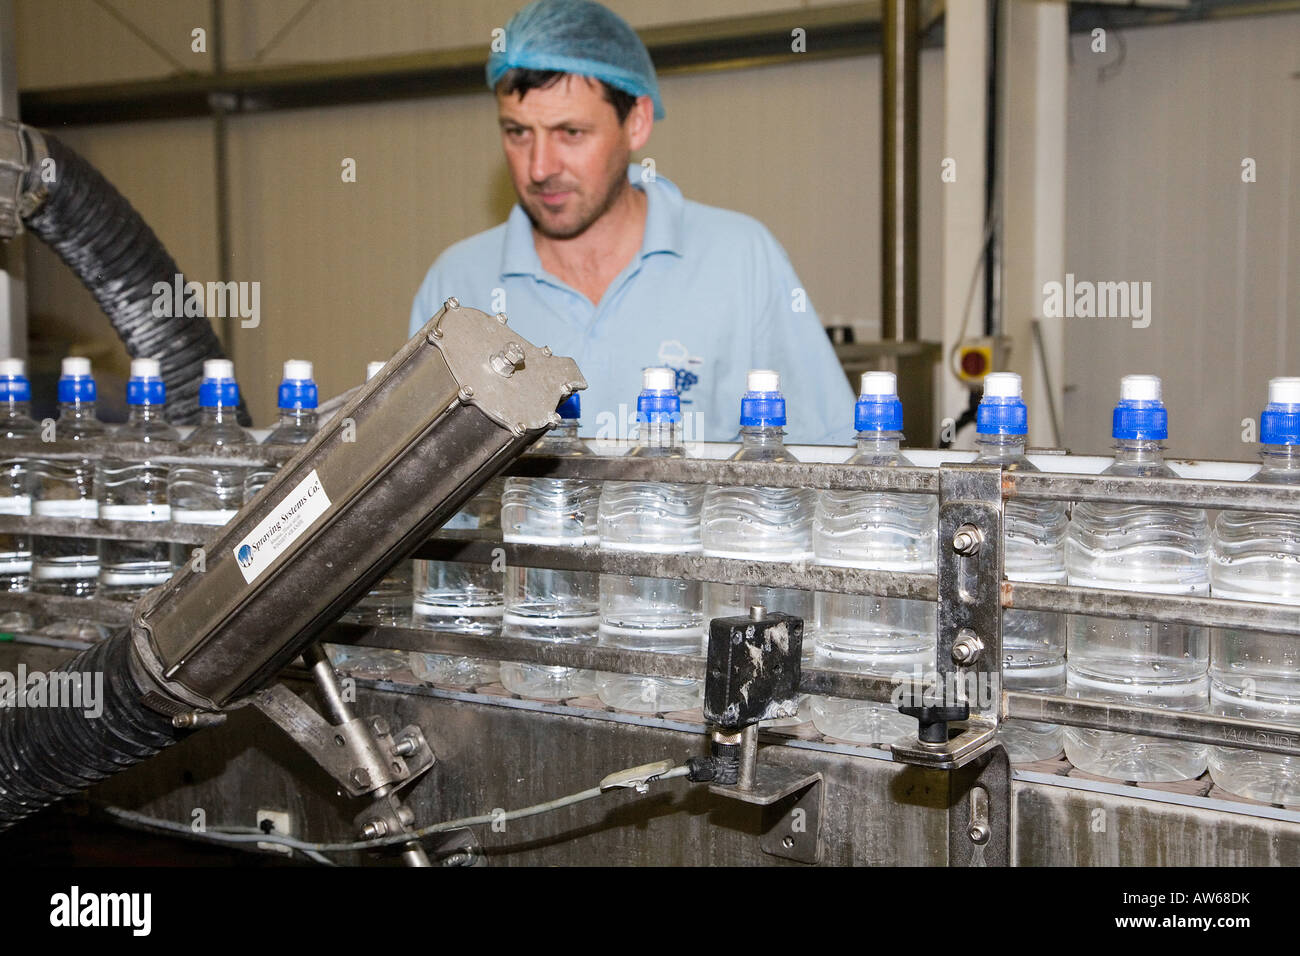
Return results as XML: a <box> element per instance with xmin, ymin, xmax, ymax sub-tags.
<box><xmin>360</xmin><ymin>819</ymin><xmax>388</xmax><ymax>840</ymax></box>
<box><xmin>782</xmin><ymin>835</ymin><xmax>795</xmax><ymax>849</ymax></box>
<box><xmin>458</xmin><ymin>385</ymin><xmax>474</xmax><ymax>401</ymax></box>
<box><xmin>968</xmin><ymin>821</ymin><xmax>990</xmax><ymax>845</ymax></box>
<box><xmin>444</xmin><ymin>297</ymin><xmax>460</xmax><ymax>310</ymax></box>
<box><xmin>490</xmin><ymin>342</ymin><xmax>526</xmax><ymax>378</ymax></box>
<box><xmin>496</xmin><ymin>312</ymin><xmax>508</xmax><ymax>324</ymax></box>
<box><xmin>370</xmin><ymin>716</ymin><xmax>390</xmax><ymax>736</ymax></box>
<box><xmin>442</xmin><ymin>851</ymin><xmax>473</xmax><ymax>867</ymax></box>
<box><xmin>952</xmin><ymin>523</ymin><xmax>983</xmax><ymax>556</ymax></box>
<box><xmin>951</xmin><ymin>628</ymin><xmax>984</xmax><ymax>666</ymax></box>
<box><xmin>350</xmin><ymin>767</ymin><xmax>372</xmax><ymax>789</ymax></box>
<box><xmin>547</xmin><ymin>412</ymin><xmax>562</xmax><ymax>426</ymax></box>
<box><xmin>391</xmin><ymin>734</ymin><xmax>419</xmax><ymax>757</ymax></box>
<box><xmin>541</xmin><ymin>346</ymin><xmax>552</xmax><ymax>356</ymax></box>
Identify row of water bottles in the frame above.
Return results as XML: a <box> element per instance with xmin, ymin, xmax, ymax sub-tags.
<box><xmin>404</xmin><ymin>364</ymin><xmax>1300</xmax><ymax>807</ymax></box>
<box><xmin>0</xmin><ymin>355</ymin><xmax>384</xmax><ymax>606</ymax></box>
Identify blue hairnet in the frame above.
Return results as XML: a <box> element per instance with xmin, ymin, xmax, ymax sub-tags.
<box><xmin>487</xmin><ymin>0</ymin><xmax>665</xmax><ymax>120</ymax></box>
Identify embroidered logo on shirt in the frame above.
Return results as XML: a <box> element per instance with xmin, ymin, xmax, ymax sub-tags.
<box><xmin>657</xmin><ymin>340</ymin><xmax>702</xmax><ymax>404</ymax></box>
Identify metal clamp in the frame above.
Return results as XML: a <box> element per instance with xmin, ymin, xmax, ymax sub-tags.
<box><xmin>893</xmin><ymin>462</ymin><xmax>1004</xmax><ymax>770</ymax></box>
<box><xmin>251</xmin><ymin>683</ymin><xmax>434</xmax><ymax>798</ymax></box>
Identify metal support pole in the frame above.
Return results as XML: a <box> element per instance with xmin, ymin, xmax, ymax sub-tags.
<box><xmin>881</xmin><ymin>0</ymin><xmax>919</xmax><ymax>343</ymax></box>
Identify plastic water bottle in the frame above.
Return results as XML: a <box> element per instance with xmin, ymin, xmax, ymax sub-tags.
<box><xmin>1065</xmin><ymin>374</ymin><xmax>1210</xmax><ymax>782</ymax></box>
<box><xmin>169</xmin><ymin>359</ymin><xmax>252</xmax><ymax>528</ymax></box>
<box><xmin>31</xmin><ymin>357</ymin><xmax>106</xmax><ymax>596</ymax></box>
<box><xmin>408</xmin><ymin>475</ymin><xmax>504</xmax><ymax>686</ymax></box>
<box><xmin>244</xmin><ymin>360</ymin><xmax>318</xmax><ymax>501</ymax></box>
<box><xmin>1209</xmin><ymin>377</ymin><xmax>1300</xmax><ymax>802</ymax></box>
<box><xmin>597</xmin><ymin>367</ymin><xmax>705</xmax><ymax>714</ymax></box>
<box><xmin>972</xmin><ymin>373</ymin><xmax>1067</xmax><ymax>761</ymax></box>
<box><xmin>0</xmin><ymin>359</ymin><xmax>37</xmax><ymax>615</ymax></box>
<box><xmin>0</xmin><ymin>359</ymin><xmax>37</xmax><ymax>589</ymax></box>
<box><xmin>809</xmin><ymin>372</ymin><xmax>936</xmax><ymax>744</ymax></box>
<box><xmin>95</xmin><ymin>358</ymin><xmax>180</xmax><ymax>599</ymax></box>
<box><xmin>702</xmin><ymin>370</ymin><xmax>816</xmax><ymax>632</ymax></box>
<box><xmin>499</xmin><ymin>394</ymin><xmax>601</xmax><ymax>701</ymax></box>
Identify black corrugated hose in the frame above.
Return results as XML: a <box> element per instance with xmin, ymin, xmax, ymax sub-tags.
<box><xmin>22</xmin><ymin>129</ymin><xmax>250</xmax><ymax>425</ymax></box>
<box><xmin>0</xmin><ymin>630</ymin><xmax>188</xmax><ymax>831</ymax></box>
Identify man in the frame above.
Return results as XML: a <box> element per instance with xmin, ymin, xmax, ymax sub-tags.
<box><xmin>410</xmin><ymin>0</ymin><xmax>855</xmax><ymax>444</ymax></box>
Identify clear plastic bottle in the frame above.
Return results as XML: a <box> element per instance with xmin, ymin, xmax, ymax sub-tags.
<box><xmin>598</xmin><ymin>367</ymin><xmax>705</xmax><ymax>713</ymax></box>
<box><xmin>244</xmin><ymin>360</ymin><xmax>318</xmax><ymax>501</ymax></box>
<box><xmin>702</xmin><ymin>370</ymin><xmax>816</xmax><ymax>627</ymax></box>
<box><xmin>971</xmin><ymin>373</ymin><xmax>1067</xmax><ymax>761</ymax></box>
<box><xmin>0</xmin><ymin>359</ymin><xmax>36</xmax><ymax>588</ymax></box>
<box><xmin>1209</xmin><ymin>377</ymin><xmax>1300</xmax><ymax>802</ymax></box>
<box><xmin>809</xmin><ymin>371</ymin><xmax>937</xmax><ymax>744</ymax></box>
<box><xmin>1065</xmin><ymin>374</ymin><xmax>1210</xmax><ymax>782</ymax></box>
<box><xmin>31</xmin><ymin>357</ymin><xmax>106</xmax><ymax>597</ymax></box>
<box><xmin>499</xmin><ymin>394</ymin><xmax>601</xmax><ymax>701</ymax></box>
<box><xmin>97</xmin><ymin>358</ymin><xmax>180</xmax><ymax>599</ymax></box>
<box><xmin>0</xmin><ymin>359</ymin><xmax>37</xmax><ymax>630</ymax></box>
<box><xmin>408</xmin><ymin>476</ymin><xmax>504</xmax><ymax>686</ymax></box>
<box><xmin>169</xmin><ymin>359</ymin><xmax>252</xmax><ymax>529</ymax></box>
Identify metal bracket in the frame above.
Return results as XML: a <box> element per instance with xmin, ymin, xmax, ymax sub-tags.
<box><xmin>710</xmin><ymin>764</ymin><xmax>823</xmax><ymax>864</ymax></box>
<box><xmin>947</xmin><ymin>743</ymin><xmax>1011</xmax><ymax>867</ymax></box>
<box><xmin>894</xmin><ymin>463</ymin><xmax>1004</xmax><ymax>770</ymax></box>
<box><xmin>251</xmin><ymin>683</ymin><xmax>435</xmax><ymax>797</ymax></box>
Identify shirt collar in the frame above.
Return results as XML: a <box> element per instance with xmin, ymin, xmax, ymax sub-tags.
<box><xmin>500</xmin><ymin>164</ymin><xmax>684</xmax><ymax>279</ymax></box>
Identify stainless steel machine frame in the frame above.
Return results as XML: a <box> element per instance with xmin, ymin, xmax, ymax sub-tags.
<box><xmin>3</xmin><ymin>441</ymin><xmax>1299</xmax><ymax>865</ymax></box>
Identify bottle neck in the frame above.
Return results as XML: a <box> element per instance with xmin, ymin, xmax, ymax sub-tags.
<box><xmin>1113</xmin><ymin>437</ymin><xmax>1165</xmax><ymax>464</ymax></box>
<box><xmin>127</xmin><ymin>403</ymin><xmax>166</xmax><ymax>425</ymax></box>
<box><xmin>58</xmin><ymin>399</ymin><xmax>97</xmax><ymax>421</ymax></box>
<box><xmin>637</xmin><ymin>420</ymin><xmax>682</xmax><ymax>448</ymax></box>
<box><xmin>740</xmin><ymin>424</ymin><xmax>786</xmax><ymax>447</ymax></box>
<box><xmin>199</xmin><ymin>404</ymin><xmax>237</xmax><ymax>425</ymax></box>
<box><xmin>1258</xmin><ymin>444</ymin><xmax>1300</xmax><ymax>473</ymax></box>
<box><xmin>976</xmin><ymin>432</ymin><xmax>1027</xmax><ymax>458</ymax></box>
<box><xmin>278</xmin><ymin>407</ymin><xmax>317</xmax><ymax>429</ymax></box>
<box><xmin>854</xmin><ymin>430</ymin><xmax>902</xmax><ymax>453</ymax></box>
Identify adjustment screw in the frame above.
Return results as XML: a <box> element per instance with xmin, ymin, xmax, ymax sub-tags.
<box><xmin>496</xmin><ymin>312</ymin><xmax>508</xmax><ymax>324</ymax></box>
<box><xmin>968</xmin><ymin>821</ymin><xmax>991</xmax><ymax>845</ymax></box>
<box><xmin>444</xmin><ymin>297</ymin><xmax>460</xmax><ymax>310</ymax></box>
<box><xmin>952</xmin><ymin>523</ymin><xmax>983</xmax><ymax>556</ymax></box>
<box><xmin>951</xmin><ymin>628</ymin><xmax>984</xmax><ymax>666</ymax></box>
<box><xmin>459</xmin><ymin>385</ymin><xmax>474</xmax><ymax>401</ymax></box>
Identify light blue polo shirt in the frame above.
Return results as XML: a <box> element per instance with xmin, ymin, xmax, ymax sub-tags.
<box><xmin>410</xmin><ymin>165</ymin><xmax>856</xmax><ymax>445</ymax></box>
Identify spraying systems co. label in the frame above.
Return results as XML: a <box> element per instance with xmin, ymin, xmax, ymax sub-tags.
<box><xmin>232</xmin><ymin>469</ymin><xmax>331</xmax><ymax>584</ymax></box>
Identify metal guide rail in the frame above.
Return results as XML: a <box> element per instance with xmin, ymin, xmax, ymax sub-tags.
<box><xmin>4</xmin><ymin>440</ymin><xmax>1300</xmax><ymax>761</ymax></box>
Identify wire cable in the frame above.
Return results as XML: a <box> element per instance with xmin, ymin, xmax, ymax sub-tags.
<box><xmin>101</xmin><ymin>763</ymin><xmax>692</xmax><ymax>857</ymax></box>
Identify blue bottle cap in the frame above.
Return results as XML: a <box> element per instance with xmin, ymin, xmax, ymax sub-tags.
<box><xmin>277</xmin><ymin>360</ymin><xmax>318</xmax><ymax>410</ymax></box>
<box><xmin>126</xmin><ymin>357</ymin><xmax>166</xmax><ymax>406</ymax></box>
<box><xmin>637</xmin><ymin>367</ymin><xmax>681</xmax><ymax>424</ymax></box>
<box><xmin>1112</xmin><ymin>374</ymin><xmax>1167</xmax><ymax>441</ymax></box>
<box><xmin>1261</xmin><ymin>377</ymin><xmax>1300</xmax><ymax>446</ymax></box>
<box><xmin>0</xmin><ymin>358</ymin><xmax>30</xmax><ymax>402</ymax></box>
<box><xmin>855</xmin><ymin>371</ymin><xmax>904</xmax><ymax>432</ymax></box>
<box><xmin>976</xmin><ymin>372</ymin><xmax>1028</xmax><ymax>436</ymax></box>
<box><xmin>739</xmin><ymin>369</ymin><xmax>785</xmax><ymax>428</ymax></box>
<box><xmin>557</xmin><ymin>393</ymin><xmax>580</xmax><ymax>421</ymax></box>
<box><xmin>57</xmin><ymin>356</ymin><xmax>96</xmax><ymax>403</ymax></box>
<box><xmin>199</xmin><ymin>358</ymin><xmax>240</xmax><ymax>408</ymax></box>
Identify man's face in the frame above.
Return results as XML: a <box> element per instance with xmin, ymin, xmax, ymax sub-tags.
<box><xmin>497</xmin><ymin>76</ymin><xmax>646</xmax><ymax>240</ymax></box>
